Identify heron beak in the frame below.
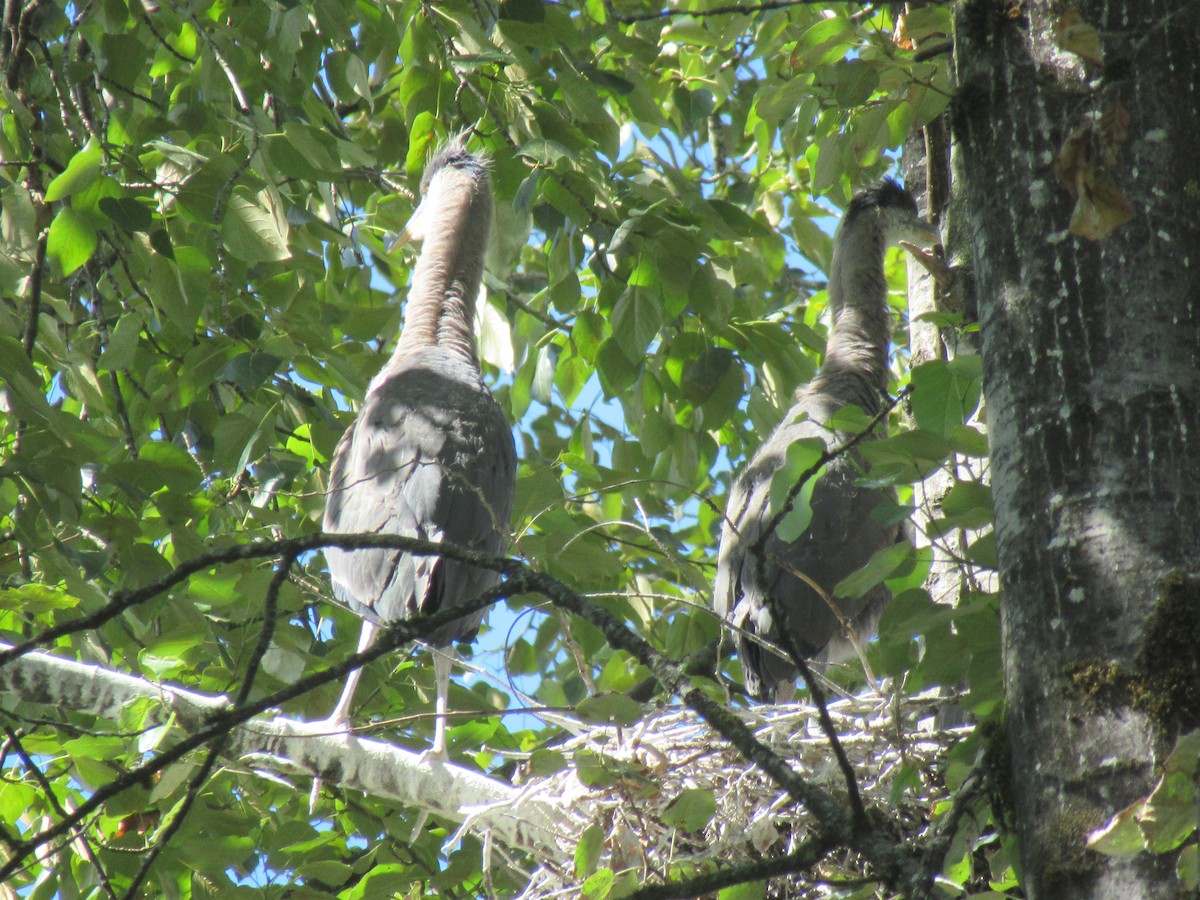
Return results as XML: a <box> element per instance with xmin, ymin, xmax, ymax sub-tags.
<box><xmin>388</xmin><ymin>199</ymin><xmax>427</xmax><ymax>252</ymax></box>
<box><xmin>912</xmin><ymin>217</ymin><xmax>941</xmax><ymax>248</ymax></box>
<box><xmin>899</xmin><ymin>220</ymin><xmax>949</xmax><ymax>281</ymax></box>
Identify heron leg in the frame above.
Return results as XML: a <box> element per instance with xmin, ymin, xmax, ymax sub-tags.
<box><xmin>430</xmin><ymin>646</ymin><xmax>456</xmax><ymax>758</ymax></box>
<box><xmin>324</xmin><ymin>619</ymin><xmax>380</xmax><ymax>727</ymax></box>
<box><xmin>309</xmin><ymin>619</ymin><xmax>380</xmax><ymax>812</ymax></box>
<box><xmin>410</xmin><ymin>646</ymin><xmax>454</xmax><ymax>840</ymax></box>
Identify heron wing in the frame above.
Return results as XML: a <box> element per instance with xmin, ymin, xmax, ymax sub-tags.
<box><xmin>714</xmin><ymin>401</ymin><xmax>895</xmax><ymax>699</ymax></box>
<box><xmin>324</xmin><ymin>352</ymin><xmax>516</xmax><ymax>646</ymax></box>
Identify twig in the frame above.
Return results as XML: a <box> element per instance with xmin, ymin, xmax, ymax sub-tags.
<box><xmin>743</xmin><ymin>391</ymin><xmax>911</xmax><ymax>830</ymax></box>
<box><xmin>120</xmin><ymin>547</ymin><xmax>290</xmax><ymax>900</ymax></box>
<box><xmin>605</xmin><ymin>0</ymin><xmax>950</xmax><ymax>24</ymax></box>
<box><xmin>625</xmin><ymin>839</ymin><xmax>831</xmax><ymax>899</ymax></box>
<box><xmin>2</xmin><ymin>725</ymin><xmax>118</xmax><ymax>900</ymax></box>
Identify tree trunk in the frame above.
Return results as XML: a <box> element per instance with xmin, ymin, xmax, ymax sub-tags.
<box><xmin>952</xmin><ymin>0</ymin><xmax>1200</xmax><ymax>896</ymax></box>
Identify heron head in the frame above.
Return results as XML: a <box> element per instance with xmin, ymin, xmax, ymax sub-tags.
<box><xmin>391</xmin><ymin>143</ymin><xmax>491</xmax><ymax>249</ymax></box>
<box><xmin>876</xmin><ymin>177</ymin><xmax>940</xmax><ymax>248</ymax></box>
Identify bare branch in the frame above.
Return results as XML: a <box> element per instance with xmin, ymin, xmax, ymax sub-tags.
<box><xmin>605</xmin><ymin>0</ymin><xmax>951</xmax><ymax>25</ymax></box>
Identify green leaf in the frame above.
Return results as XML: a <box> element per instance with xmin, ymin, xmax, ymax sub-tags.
<box><xmin>576</xmin><ymin>693</ymin><xmax>645</xmax><ymax>726</ymax></box>
<box><xmin>581</xmin><ymin>868</ymin><xmax>614</xmax><ymax>900</ymax></box>
<box><xmin>680</xmin><ymin>348</ymin><xmax>735</xmax><ymax>404</ymax></box>
<box><xmin>833</xmin><ymin>59</ymin><xmax>879</xmax><ymax>107</ymax></box>
<box><xmin>345</xmin><ymin>864</ymin><xmax>412</xmax><ymax>900</ymax></box>
<box><xmin>596</xmin><ymin>338</ymin><xmax>640</xmax><ymax>395</ymax></box>
<box><xmin>297</xmin><ymin>861</ymin><xmax>354</xmax><ymax>883</ymax></box>
<box><xmin>859</xmin><ymin>429</ymin><xmax>951</xmax><ymax>483</ymax></box>
<box><xmin>910</xmin><ymin>355</ymin><xmax>983</xmax><ymax>436</ymax></box>
<box><xmin>792</xmin><ymin>16</ymin><xmax>853</xmax><ymax>69</ymax></box>
<box><xmin>610</xmin><ymin>284</ymin><xmax>663</xmax><ymax>363</ymax></box>
<box><xmin>573</xmin><ymin>749</ymin><xmax>624</xmax><ymax>789</ymax></box>
<box><xmin>823</xmin><ymin>403</ymin><xmax>876</xmax><ymax>434</ymax></box>
<box><xmin>1179</xmin><ymin>844</ymin><xmax>1198</xmax><ymax>891</ymax></box>
<box><xmin>44</xmin><ymin>138</ymin><xmax>103</xmax><ymax>202</ymax></box>
<box><xmin>1140</xmin><ymin>733</ymin><xmax>1200</xmax><ymax>852</ymax></box>
<box><xmin>966</xmin><ymin>532</ymin><xmax>998</xmax><ymax>568</ymax></box>
<box><xmin>0</xmin><ymin>584</ymin><xmax>81</xmax><ymax>613</ymax></box>
<box><xmin>660</xmin><ymin>788</ymin><xmax>716</xmax><ymax>832</ymax></box>
<box><xmin>407</xmin><ymin>111</ymin><xmax>439</xmax><ymax>174</ymax></box>
<box><xmin>222</xmin><ymin>188</ymin><xmax>291</xmax><ymax>263</ymax></box>
<box><xmin>834</xmin><ymin>541</ymin><xmax>913</xmax><ymax>599</ymax></box>
<box><xmin>528</xmin><ymin>749</ymin><xmax>568</xmax><ymax>776</ymax></box>
<box><xmin>47</xmin><ymin>206</ymin><xmax>98</xmax><ymax>275</ymax></box>
<box><xmin>219</xmin><ymin>352</ymin><xmax>284</xmax><ymax>391</ymax></box>
<box><xmin>1086</xmin><ymin>800</ymin><xmax>1147</xmax><ymax>857</ymax></box>
<box><xmin>948</xmin><ymin>423</ymin><xmax>989</xmax><ymax>457</ymax></box>
<box><xmin>720</xmin><ymin>882</ymin><xmax>766</xmax><ymax>900</ymax></box>
<box><xmin>940</xmin><ymin>481</ymin><xmax>993</xmax><ymax>530</ymax></box>
<box><xmin>769</xmin><ymin>438</ymin><xmax>826</xmax><ymax>542</ymax></box>
<box><xmin>97</xmin><ymin>313</ymin><xmax>142</xmax><ymax>371</ymax></box>
<box><xmin>575</xmin><ymin>823</ymin><xmax>604</xmax><ymax>878</ymax></box>
<box><xmin>99</xmin><ymin>32</ymin><xmax>149</xmax><ymax>87</ymax></box>
<box><xmin>149</xmin><ymin>228</ymin><xmax>175</xmax><ymax>259</ymax></box>
<box><xmin>99</xmin><ymin>196</ymin><xmax>153</xmax><ymax>232</ymax></box>
<box><xmin>479</xmin><ymin>297</ymin><xmax>515</xmax><ymax>373</ymax></box>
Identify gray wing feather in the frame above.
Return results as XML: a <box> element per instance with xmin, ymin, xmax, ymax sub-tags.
<box><xmin>324</xmin><ymin>350</ymin><xmax>516</xmax><ymax>647</ymax></box>
<box><xmin>714</xmin><ymin>397</ymin><xmax>895</xmax><ymax>700</ymax></box>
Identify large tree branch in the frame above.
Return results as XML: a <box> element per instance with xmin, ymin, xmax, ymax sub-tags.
<box><xmin>0</xmin><ymin>638</ymin><xmax>583</xmax><ymax>858</ymax></box>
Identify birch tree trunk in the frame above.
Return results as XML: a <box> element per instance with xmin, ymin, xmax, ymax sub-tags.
<box><xmin>952</xmin><ymin>0</ymin><xmax>1200</xmax><ymax>895</ymax></box>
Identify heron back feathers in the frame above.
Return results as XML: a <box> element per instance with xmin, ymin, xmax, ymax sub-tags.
<box><xmin>325</xmin><ymin>349</ymin><xmax>516</xmax><ymax>647</ymax></box>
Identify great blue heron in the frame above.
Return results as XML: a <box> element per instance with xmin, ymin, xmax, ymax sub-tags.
<box><xmin>317</xmin><ymin>145</ymin><xmax>516</xmax><ymax>762</ymax></box>
<box><xmin>713</xmin><ymin>179</ymin><xmax>938</xmax><ymax>702</ymax></box>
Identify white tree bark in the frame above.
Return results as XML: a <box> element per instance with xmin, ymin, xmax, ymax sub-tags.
<box><xmin>0</xmin><ymin>642</ymin><xmax>583</xmax><ymax>859</ymax></box>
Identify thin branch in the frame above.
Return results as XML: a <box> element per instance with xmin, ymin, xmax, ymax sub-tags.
<box><xmin>605</xmin><ymin>0</ymin><xmax>950</xmax><ymax>24</ymax></box>
<box><xmin>1</xmin><ymin>725</ymin><xmax>118</xmax><ymax>900</ymax></box>
<box><xmin>0</xmin><ymin>578</ymin><xmax>527</xmax><ymax>883</ymax></box>
<box><xmin>626</xmin><ymin>838</ymin><xmax>831</xmax><ymax>899</ymax></box>
<box><xmin>519</xmin><ymin>568</ymin><xmax>924</xmax><ymax>891</ymax></box>
<box><xmin>0</xmin><ymin>531</ymin><xmax>934</xmax><ymax>893</ymax></box>
<box><xmin>751</xmin><ymin>389</ymin><xmax>908</xmax><ymax>561</ymax></box>
<box><xmin>0</xmin><ymin>532</ymin><xmax>519</xmax><ymax>668</ymax></box>
<box><xmin>22</xmin><ymin>229</ymin><xmax>45</xmax><ymax>356</ymax></box>
<box><xmin>918</xmin><ymin>765</ymin><xmax>988</xmax><ymax>885</ymax></box>
<box><xmin>236</xmin><ymin>552</ymin><xmax>297</xmax><ymax>707</ymax></box>
<box><xmin>742</xmin><ymin>390</ymin><xmax>911</xmax><ymax>831</ymax></box>
<box><xmin>120</xmin><ymin>553</ymin><xmax>299</xmax><ymax>898</ymax></box>
<box><xmin>506</xmin><ymin>289</ymin><xmax>571</xmax><ymax>333</ymax></box>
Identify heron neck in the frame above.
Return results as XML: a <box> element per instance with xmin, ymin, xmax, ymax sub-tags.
<box><xmin>810</xmin><ymin>222</ymin><xmax>890</xmax><ymax>413</ymax></box>
<box><xmin>394</xmin><ymin>186</ymin><xmax>492</xmax><ymax>366</ymax></box>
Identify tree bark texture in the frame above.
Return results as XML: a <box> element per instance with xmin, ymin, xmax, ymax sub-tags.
<box><xmin>0</xmin><ymin>642</ymin><xmax>580</xmax><ymax>858</ymax></box>
<box><xmin>953</xmin><ymin>1</ymin><xmax>1200</xmax><ymax>897</ymax></box>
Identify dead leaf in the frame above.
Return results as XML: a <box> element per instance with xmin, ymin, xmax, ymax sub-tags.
<box><xmin>1098</xmin><ymin>105</ymin><xmax>1130</xmax><ymax>158</ymax></box>
<box><xmin>1070</xmin><ymin>168</ymin><xmax>1136</xmax><ymax>240</ymax></box>
<box><xmin>1054</xmin><ymin>106</ymin><xmax>1136</xmax><ymax>239</ymax></box>
<box><xmin>1054</xmin><ymin>9</ymin><xmax>1105</xmax><ymax>65</ymax></box>
<box><xmin>1054</xmin><ymin>119</ymin><xmax>1093</xmax><ymax>195</ymax></box>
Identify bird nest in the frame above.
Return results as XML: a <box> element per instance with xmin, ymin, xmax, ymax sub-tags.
<box><xmin>514</xmin><ymin>689</ymin><xmax>970</xmax><ymax>898</ymax></box>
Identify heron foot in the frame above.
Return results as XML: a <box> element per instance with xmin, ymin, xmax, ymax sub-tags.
<box><xmin>417</xmin><ymin>745</ymin><xmax>449</xmax><ymax>767</ymax></box>
<box><xmin>305</xmin><ymin>714</ymin><xmax>352</xmax><ymax>814</ymax></box>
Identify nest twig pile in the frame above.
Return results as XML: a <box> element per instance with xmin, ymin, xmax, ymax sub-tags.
<box><xmin>515</xmin><ymin>688</ymin><xmax>971</xmax><ymax>898</ymax></box>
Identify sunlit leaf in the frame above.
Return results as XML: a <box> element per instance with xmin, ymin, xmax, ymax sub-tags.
<box><xmin>576</xmin><ymin>692</ymin><xmax>645</xmax><ymax>726</ymax></box>
<box><xmin>575</xmin><ymin>823</ymin><xmax>604</xmax><ymax>878</ymax></box>
<box><xmin>660</xmin><ymin>788</ymin><xmax>716</xmax><ymax>832</ymax></box>
<box><xmin>44</xmin><ymin>138</ymin><xmax>103</xmax><ymax>202</ymax></box>
<box><xmin>222</xmin><ymin>189</ymin><xmax>291</xmax><ymax>263</ymax></box>
<box><xmin>47</xmin><ymin>206</ymin><xmax>97</xmax><ymax>275</ymax></box>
